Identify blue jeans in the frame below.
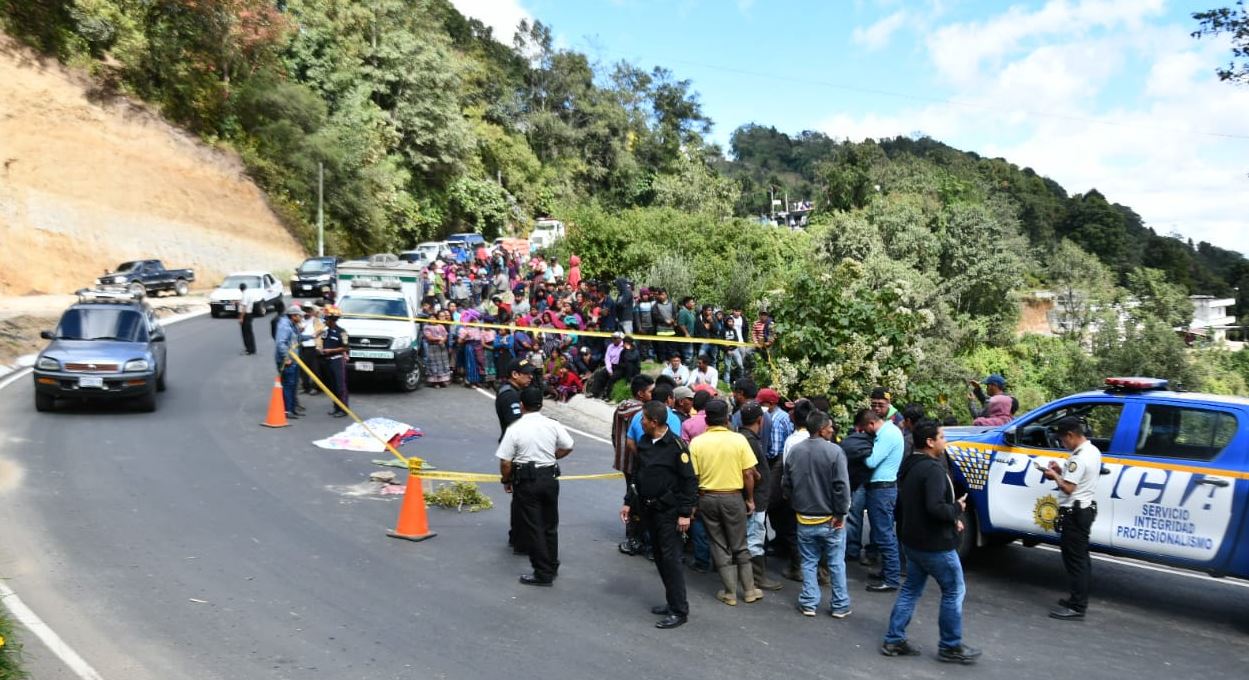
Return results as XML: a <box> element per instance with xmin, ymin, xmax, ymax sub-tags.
<box><xmin>845</xmin><ymin>485</ymin><xmax>875</xmax><ymax>560</ymax></box>
<box><xmin>746</xmin><ymin>511</ymin><xmax>767</xmax><ymax>557</ymax></box>
<box><xmin>884</xmin><ymin>547</ymin><xmax>965</xmax><ymax>650</ymax></box>
<box><xmin>279</xmin><ymin>362</ymin><xmax>299</xmax><ymax>413</ymax></box>
<box><xmin>866</xmin><ymin>486</ymin><xmax>901</xmax><ymax>586</ymax></box>
<box><xmin>797</xmin><ymin>521</ymin><xmax>850</xmax><ymax>612</ymax></box>
<box><xmin>691</xmin><ymin>515</ymin><xmax>710</xmax><ymax>567</ymax></box>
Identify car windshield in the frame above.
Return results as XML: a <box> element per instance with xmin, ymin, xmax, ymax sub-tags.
<box><xmin>220</xmin><ymin>275</ymin><xmax>262</xmax><ymax>289</ymax></box>
<box><xmin>339</xmin><ymin>297</ymin><xmax>409</xmax><ymax>318</ymax></box>
<box><xmin>115</xmin><ymin>261</ymin><xmax>141</xmax><ymax>273</ymax></box>
<box><xmin>56</xmin><ymin>308</ymin><xmax>147</xmax><ymax>341</ymax></box>
<box><xmin>298</xmin><ymin>259</ymin><xmax>330</xmax><ymax>274</ymax></box>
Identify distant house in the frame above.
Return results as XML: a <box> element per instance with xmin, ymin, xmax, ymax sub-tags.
<box><xmin>1189</xmin><ymin>296</ymin><xmax>1237</xmax><ymax>343</ymax></box>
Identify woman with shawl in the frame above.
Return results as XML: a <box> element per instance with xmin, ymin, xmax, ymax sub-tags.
<box><xmin>423</xmin><ymin>309</ymin><xmax>453</xmax><ymax>387</ymax></box>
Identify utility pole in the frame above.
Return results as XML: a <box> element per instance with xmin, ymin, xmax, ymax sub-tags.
<box><xmin>317</xmin><ymin>162</ymin><xmax>324</xmax><ymax>257</ymax></box>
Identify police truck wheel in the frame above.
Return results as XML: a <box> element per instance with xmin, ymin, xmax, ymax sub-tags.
<box><xmin>174</xmin><ymin>279</ymin><xmax>189</xmax><ymax>296</ymax></box>
<box><xmin>34</xmin><ymin>392</ymin><xmax>54</xmax><ymax>412</ymax></box>
<box><xmin>957</xmin><ymin>507</ymin><xmax>978</xmax><ymax>560</ymax></box>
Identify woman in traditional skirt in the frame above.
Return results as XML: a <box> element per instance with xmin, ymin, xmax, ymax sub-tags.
<box><xmin>458</xmin><ymin>309</ymin><xmax>487</xmax><ymax>387</ymax></box>
<box><xmin>423</xmin><ymin>309</ymin><xmax>453</xmax><ymax>387</ymax></box>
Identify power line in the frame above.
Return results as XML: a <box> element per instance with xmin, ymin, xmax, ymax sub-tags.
<box><xmin>607</xmin><ymin>53</ymin><xmax>1249</xmax><ymax>142</ymax></box>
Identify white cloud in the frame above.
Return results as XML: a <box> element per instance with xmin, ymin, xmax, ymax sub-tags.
<box><xmin>926</xmin><ymin>0</ymin><xmax>1166</xmax><ymax>88</ymax></box>
<box><xmin>450</xmin><ymin>0</ymin><xmax>533</xmax><ymax>45</ymax></box>
<box><xmin>818</xmin><ymin>1</ymin><xmax>1249</xmax><ymax>254</ymax></box>
<box><xmin>852</xmin><ymin>10</ymin><xmax>909</xmax><ymax>51</ymax></box>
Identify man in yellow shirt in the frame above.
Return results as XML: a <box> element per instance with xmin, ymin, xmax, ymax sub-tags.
<box><xmin>689</xmin><ymin>398</ymin><xmax>759</xmax><ymax>606</ymax></box>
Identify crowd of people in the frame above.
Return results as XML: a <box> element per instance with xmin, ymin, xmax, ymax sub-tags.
<box><xmin>402</xmin><ymin>248</ymin><xmax>778</xmax><ymax>404</ymax></box>
<box><xmin>589</xmin><ymin>371</ymin><xmax>1078</xmax><ymax>664</ymax></box>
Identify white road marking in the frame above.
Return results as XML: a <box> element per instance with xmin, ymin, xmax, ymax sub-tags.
<box><xmin>0</xmin><ymin>309</ymin><xmax>207</xmax><ymax>679</ymax></box>
<box><xmin>471</xmin><ymin>386</ymin><xmax>612</xmax><ymax>444</ymax></box>
<box><xmin>1032</xmin><ymin>544</ymin><xmax>1249</xmax><ymax>589</ymax></box>
<box><xmin>0</xmin><ymin>367</ymin><xmax>32</xmax><ymax>391</ymax></box>
<box><xmin>0</xmin><ymin>581</ymin><xmax>105</xmax><ymax>680</ymax></box>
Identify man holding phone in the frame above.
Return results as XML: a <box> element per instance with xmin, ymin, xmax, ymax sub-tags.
<box><xmin>1041</xmin><ymin>416</ymin><xmax>1101</xmax><ymax>621</ymax></box>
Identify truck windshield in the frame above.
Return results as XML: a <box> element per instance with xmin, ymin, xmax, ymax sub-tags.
<box><xmin>56</xmin><ymin>309</ymin><xmax>147</xmax><ymax>341</ymax></box>
<box><xmin>298</xmin><ymin>260</ymin><xmax>330</xmax><ymax>274</ymax></box>
<box><xmin>220</xmin><ymin>276</ymin><xmax>262</xmax><ymax>289</ymax></box>
<box><xmin>340</xmin><ymin>297</ymin><xmax>409</xmax><ymax>318</ymax></box>
<box><xmin>115</xmin><ymin>261</ymin><xmax>141</xmax><ymax>273</ymax></box>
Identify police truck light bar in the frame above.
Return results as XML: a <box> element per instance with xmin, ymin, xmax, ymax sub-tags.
<box><xmin>1104</xmin><ymin>377</ymin><xmax>1169</xmax><ymax>391</ymax></box>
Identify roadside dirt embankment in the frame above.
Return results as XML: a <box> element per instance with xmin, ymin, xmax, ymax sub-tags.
<box><xmin>0</xmin><ymin>34</ymin><xmax>306</xmax><ymax>297</ymax></box>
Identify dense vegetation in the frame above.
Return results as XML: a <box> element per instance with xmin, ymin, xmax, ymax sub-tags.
<box><xmin>4</xmin><ymin>0</ymin><xmax>1248</xmax><ymax>422</ymax></box>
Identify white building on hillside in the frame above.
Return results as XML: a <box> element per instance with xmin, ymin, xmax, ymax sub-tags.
<box><xmin>1189</xmin><ymin>296</ymin><xmax>1237</xmax><ymax>342</ymax></box>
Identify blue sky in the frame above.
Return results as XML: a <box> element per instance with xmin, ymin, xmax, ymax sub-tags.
<box><xmin>452</xmin><ymin>1</ymin><xmax>1249</xmax><ymax>255</ymax></box>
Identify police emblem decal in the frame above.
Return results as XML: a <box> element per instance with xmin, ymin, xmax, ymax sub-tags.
<box><xmin>680</xmin><ymin>453</ymin><xmax>690</xmax><ymax>464</ymax></box>
<box><xmin>1033</xmin><ymin>495</ymin><xmax>1060</xmax><ymax>532</ymax></box>
<box><xmin>1066</xmin><ymin>460</ymin><xmax>1078</xmax><ymax>473</ymax></box>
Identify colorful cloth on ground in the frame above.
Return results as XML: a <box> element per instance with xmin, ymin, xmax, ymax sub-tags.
<box><xmin>313</xmin><ymin>417</ymin><xmax>424</xmax><ymax>452</ymax></box>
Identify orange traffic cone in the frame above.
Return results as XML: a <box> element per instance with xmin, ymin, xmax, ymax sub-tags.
<box><xmin>260</xmin><ymin>376</ymin><xmax>289</xmax><ymax>428</ymax></box>
<box><xmin>387</xmin><ymin>474</ymin><xmax>437</xmax><ymax>542</ymax></box>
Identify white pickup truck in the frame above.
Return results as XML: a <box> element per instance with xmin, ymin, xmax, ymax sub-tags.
<box><xmin>335</xmin><ymin>255</ymin><xmax>427</xmax><ymax>391</ymax></box>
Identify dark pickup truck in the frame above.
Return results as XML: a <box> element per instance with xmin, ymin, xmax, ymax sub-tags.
<box><xmin>95</xmin><ymin>260</ymin><xmax>195</xmax><ymax>297</ymax></box>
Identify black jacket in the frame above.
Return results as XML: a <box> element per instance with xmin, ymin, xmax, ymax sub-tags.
<box><xmin>742</xmin><ymin>428</ymin><xmax>771</xmax><ymax>510</ymax></box>
<box><xmin>897</xmin><ymin>452</ymin><xmax>962</xmax><ymax>552</ymax></box>
<box><xmin>626</xmin><ymin>430</ymin><xmax>698</xmax><ymax>517</ymax></box>
<box><xmin>495</xmin><ymin>383</ymin><xmax>522</xmax><ymax>442</ymax></box>
<box><xmin>840</xmin><ymin>431</ymin><xmax>874</xmax><ymax>491</ymax></box>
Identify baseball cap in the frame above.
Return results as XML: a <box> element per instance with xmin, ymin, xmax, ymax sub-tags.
<box><xmin>673</xmin><ymin>386</ymin><xmax>695</xmax><ymax>401</ymax></box>
<box><xmin>286</xmin><ymin>306</ymin><xmax>303</xmax><ymax>316</ymax></box>
<box><xmin>611</xmin><ymin>331</ymin><xmax>624</xmax><ymax>339</ymax></box>
<box><xmin>756</xmin><ymin>388</ymin><xmax>780</xmax><ymax>405</ymax></box>
<box><xmin>510</xmin><ymin>359</ymin><xmax>537</xmax><ymax>376</ymax></box>
<box><xmin>691</xmin><ymin>383</ymin><xmax>718</xmax><ymax>396</ymax></box>
<box><xmin>704</xmin><ymin>398</ymin><xmax>729</xmax><ymax>420</ymax></box>
<box><xmin>739</xmin><ymin>401</ymin><xmax>764</xmax><ymax>426</ymax></box>
<box><xmin>985</xmin><ymin>374</ymin><xmax>1006</xmax><ymax>388</ymax></box>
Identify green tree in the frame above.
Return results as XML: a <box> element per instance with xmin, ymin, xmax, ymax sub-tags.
<box><xmin>1192</xmin><ymin>1</ymin><xmax>1249</xmax><ymax>83</ymax></box>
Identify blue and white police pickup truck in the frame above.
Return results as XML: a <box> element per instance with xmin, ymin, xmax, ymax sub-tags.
<box><xmin>947</xmin><ymin>377</ymin><xmax>1249</xmax><ymax>579</ymax></box>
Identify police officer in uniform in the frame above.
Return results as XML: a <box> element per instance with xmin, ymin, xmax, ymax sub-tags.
<box><xmin>319</xmin><ymin>306</ymin><xmax>349</xmax><ymax>417</ymax></box>
<box><xmin>496</xmin><ymin>387</ymin><xmax>574</xmax><ymax>586</ymax></box>
<box><xmin>620</xmin><ymin>400</ymin><xmax>698</xmax><ymax>629</ymax></box>
<box><xmin>1043</xmin><ymin>416</ymin><xmax>1101</xmax><ymax>620</ymax></box>
<box><xmin>497</xmin><ymin>359</ymin><xmax>535</xmax><ymax>553</ymax></box>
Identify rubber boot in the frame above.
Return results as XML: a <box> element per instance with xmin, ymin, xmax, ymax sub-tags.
<box><xmin>818</xmin><ymin>558</ymin><xmax>831</xmax><ymax>587</ymax></box>
<box><xmin>740</xmin><ymin>562</ymin><xmax>763</xmax><ymax>603</ymax></box>
<box><xmin>716</xmin><ymin>566</ymin><xmax>738</xmax><ymax>605</ymax></box>
<box><xmin>782</xmin><ymin>552</ymin><xmax>802</xmax><ymax>582</ymax></box>
<box><xmin>752</xmin><ymin>556</ymin><xmax>783</xmax><ymax>591</ymax></box>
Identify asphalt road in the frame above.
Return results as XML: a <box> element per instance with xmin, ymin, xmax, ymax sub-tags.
<box><xmin>2</xmin><ymin>314</ymin><xmax>1248</xmax><ymax>679</ymax></box>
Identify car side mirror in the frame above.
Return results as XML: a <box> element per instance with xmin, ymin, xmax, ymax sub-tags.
<box><xmin>1003</xmin><ymin>426</ymin><xmax>1017</xmax><ymax>446</ymax></box>
<box><xmin>40</xmin><ymin>330</ymin><xmax>54</xmax><ymax>340</ymax></box>
<box><xmin>151</xmin><ymin>332</ymin><xmax>166</xmax><ymax>342</ymax></box>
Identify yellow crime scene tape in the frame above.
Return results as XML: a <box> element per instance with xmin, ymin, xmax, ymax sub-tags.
<box><xmin>284</xmin><ymin>345</ymin><xmax>624</xmax><ymax>483</ymax></box>
<box><xmin>337</xmin><ymin>311</ymin><xmax>764</xmax><ymax>349</ymax></box>
<box><xmin>335</xmin><ymin>310</ymin><xmax>781</xmax><ymax>383</ymax></box>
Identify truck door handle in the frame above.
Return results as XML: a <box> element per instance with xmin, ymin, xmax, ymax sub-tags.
<box><xmin>1198</xmin><ymin>477</ymin><xmax>1230</xmax><ymax>488</ymax></box>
